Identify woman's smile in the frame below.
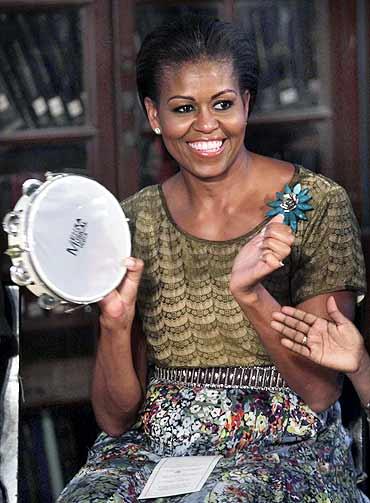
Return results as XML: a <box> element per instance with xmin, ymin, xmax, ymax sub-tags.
<box><xmin>187</xmin><ymin>139</ymin><xmax>226</xmax><ymax>157</ymax></box>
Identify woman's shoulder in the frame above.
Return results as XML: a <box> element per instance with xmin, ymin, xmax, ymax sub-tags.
<box><xmin>294</xmin><ymin>167</ymin><xmax>359</xmax><ymax>244</ymax></box>
<box><xmin>255</xmin><ymin>155</ymin><xmax>347</xmax><ymax>205</ymax></box>
<box><xmin>297</xmin><ymin>166</ymin><xmax>348</xmax><ymax>202</ymax></box>
<box><xmin>120</xmin><ymin>184</ymin><xmax>162</xmax><ymax>217</ymax></box>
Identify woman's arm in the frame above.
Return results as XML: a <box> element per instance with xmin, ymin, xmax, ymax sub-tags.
<box><xmin>271</xmin><ymin>297</ymin><xmax>370</xmax><ymax>408</ymax></box>
<box><xmin>91</xmin><ymin>257</ymin><xmax>146</xmax><ymax>437</ymax></box>
<box><xmin>230</xmin><ymin>216</ymin><xmax>345</xmax><ymax>412</ymax></box>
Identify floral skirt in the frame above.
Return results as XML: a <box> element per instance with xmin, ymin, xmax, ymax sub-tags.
<box><xmin>57</xmin><ymin>380</ymin><xmax>368</xmax><ymax>503</ymax></box>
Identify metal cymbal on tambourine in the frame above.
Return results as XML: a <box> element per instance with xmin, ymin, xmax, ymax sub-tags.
<box><xmin>2</xmin><ymin>172</ymin><xmax>131</xmax><ymax>311</ymax></box>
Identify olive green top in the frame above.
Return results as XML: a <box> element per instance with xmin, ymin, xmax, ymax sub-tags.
<box><xmin>121</xmin><ymin>166</ymin><xmax>366</xmax><ymax>368</ymax></box>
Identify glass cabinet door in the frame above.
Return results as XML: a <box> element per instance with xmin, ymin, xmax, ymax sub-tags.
<box><xmin>0</xmin><ymin>9</ymin><xmax>85</xmax><ymax>132</ymax></box>
<box><xmin>236</xmin><ymin>0</ymin><xmax>322</xmax><ymax>113</ymax></box>
<box><xmin>127</xmin><ymin>0</ymin><xmax>331</xmax><ymax>188</ymax></box>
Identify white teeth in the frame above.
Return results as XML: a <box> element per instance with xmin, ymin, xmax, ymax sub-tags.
<box><xmin>188</xmin><ymin>140</ymin><xmax>223</xmax><ymax>151</ymax></box>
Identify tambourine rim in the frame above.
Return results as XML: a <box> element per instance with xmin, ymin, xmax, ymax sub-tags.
<box><xmin>25</xmin><ymin>174</ymin><xmax>131</xmax><ymax>303</ymax></box>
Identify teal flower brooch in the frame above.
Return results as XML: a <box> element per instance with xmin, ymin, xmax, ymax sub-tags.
<box><xmin>266</xmin><ymin>183</ymin><xmax>313</xmax><ymax>232</ymax></box>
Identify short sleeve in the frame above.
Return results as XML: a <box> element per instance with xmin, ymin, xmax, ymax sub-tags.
<box><xmin>121</xmin><ymin>194</ymin><xmax>136</xmax><ymax>237</ymax></box>
<box><xmin>291</xmin><ymin>184</ymin><xmax>366</xmax><ymax>305</ymax></box>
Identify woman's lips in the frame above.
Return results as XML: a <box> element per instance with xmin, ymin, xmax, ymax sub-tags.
<box><xmin>187</xmin><ymin>140</ymin><xmax>225</xmax><ymax>157</ymax></box>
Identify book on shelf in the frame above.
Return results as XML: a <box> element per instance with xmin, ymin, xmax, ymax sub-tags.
<box><xmin>0</xmin><ymin>14</ymin><xmax>50</xmax><ymax>128</ymax></box>
<box><xmin>290</xmin><ymin>2</ymin><xmax>320</xmax><ymax>107</ymax></box>
<box><xmin>275</xmin><ymin>4</ymin><xmax>300</xmax><ymax>108</ymax></box>
<box><xmin>27</xmin><ymin>12</ymin><xmax>81</xmax><ymax>126</ymax></box>
<box><xmin>250</xmin><ymin>6</ymin><xmax>278</xmax><ymax>112</ymax></box>
<box><xmin>49</xmin><ymin>10</ymin><xmax>85</xmax><ymax>124</ymax></box>
<box><xmin>0</xmin><ymin>11</ymin><xmax>86</xmax><ymax>129</ymax></box>
<box><xmin>0</xmin><ymin>44</ymin><xmax>35</xmax><ymax>129</ymax></box>
<box><xmin>238</xmin><ymin>4</ymin><xmax>318</xmax><ymax>113</ymax></box>
<box><xmin>0</xmin><ymin>72</ymin><xmax>25</xmax><ymax>133</ymax></box>
<box><xmin>10</xmin><ymin>12</ymin><xmax>69</xmax><ymax>128</ymax></box>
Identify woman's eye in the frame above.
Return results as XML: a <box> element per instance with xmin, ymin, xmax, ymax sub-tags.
<box><xmin>214</xmin><ymin>100</ymin><xmax>233</xmax><ymax>110</ymax></box>
<box><xmin>173</xmin><ymin>104</ymin><xmax>194</xmax><ymax>113</ymax></box>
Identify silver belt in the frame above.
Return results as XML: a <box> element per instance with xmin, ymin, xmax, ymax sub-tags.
<box><xmin>153</xmin><ymin>365</ymin><xmax>288</xmax><ymax>391</ymax></box>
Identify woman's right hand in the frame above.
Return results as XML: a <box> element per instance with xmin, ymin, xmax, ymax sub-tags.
<box><xmin>99</xmin><ymin>257</ymin><xmax>144</xmax><ymax>331</ymax></box>
<box><xmin>271</xmin><ymin>296</ymin><xmax>367</xmax><ymax>373</ymax></box>
<box><xmin>230</xmin><ymin>214</ymin><xmax>294</xmax><ymax>297</ymax></box>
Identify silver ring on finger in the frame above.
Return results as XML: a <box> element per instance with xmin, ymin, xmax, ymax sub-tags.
<box><xmin>302</xmin><ymin>335</ymin><xmax>308</xmax><ymax>346</ymax></box>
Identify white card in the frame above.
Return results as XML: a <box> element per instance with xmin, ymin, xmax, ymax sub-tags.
<box><xmin>138</xmin><ymin>455</ymin><xmax>222</xmax><ymax>499</ymax></box>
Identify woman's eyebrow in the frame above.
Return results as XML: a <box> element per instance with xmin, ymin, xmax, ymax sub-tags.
<box><xmin>167</xmin><ymin>95</ymin><xmax>195</xmax><ymax>103</ymax></box>
<box><xmin>211</xmin><ymin>89</ymin><xmax>237</xmax><ymax>99</ymax></box>
<box><xmin>167</xmin><ymin>89</ymin><xmax>237</xmax><ymax>104</ymax></box>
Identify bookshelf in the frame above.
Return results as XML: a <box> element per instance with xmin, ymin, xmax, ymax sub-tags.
<box><xmin>0</xmin><ymin>1</ymin><xmax>106</xmax><ymax>501</ymax></box>
<box><xmin>0</xmin><ymin>0</ymin><xmax>368</xmax><ymax>501</ymax></box>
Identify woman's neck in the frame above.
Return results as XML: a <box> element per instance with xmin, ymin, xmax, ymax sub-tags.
<box><xmin>175</xmin><ymin>151</ymin><xmax>255</xmax><ymax>212</ymax></box>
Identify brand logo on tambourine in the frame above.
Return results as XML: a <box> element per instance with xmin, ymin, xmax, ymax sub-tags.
<box><xmin>66</xmin><ymin>218</ymin><xmax>88</xmax><ymax>256</ymax></box>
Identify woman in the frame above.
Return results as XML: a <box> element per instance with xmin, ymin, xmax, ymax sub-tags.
<box><xmin>271</xmin><ymin>296</ymin><xmax>370</xmax><ymax>419</ymax></box>
<box><xmin>58</xmin><ymin>15</ymin><xmax>367</xmax><ymax>502</ymax></box>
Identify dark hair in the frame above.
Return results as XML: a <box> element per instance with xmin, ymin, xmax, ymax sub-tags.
<box><xmin>136</xmin><ymin>14</ymin><xmax>259</xmax><ymax>115</ymax></box>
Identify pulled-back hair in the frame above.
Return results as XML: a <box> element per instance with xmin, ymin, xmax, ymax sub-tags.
<box><xmin>136</xmin><ymin>14</ymin><xmax>259</xmax><ymax>115</ymax></box>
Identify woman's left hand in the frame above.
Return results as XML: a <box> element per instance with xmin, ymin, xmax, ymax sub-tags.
<box><xmin>271</xmin><ymin>296</ymin><xmax>367</xmax><ymax>373</ymax></box>
<box><xmin>230</xmin><ymin>214</ymin><xmax>294</xmax><ymax>296</ymax></box>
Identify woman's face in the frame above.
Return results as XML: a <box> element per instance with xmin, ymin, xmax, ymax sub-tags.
<box><xmin>145</xmin><ymin>59</ymin><xmax>250</xmax><ymax>181</ymax></box>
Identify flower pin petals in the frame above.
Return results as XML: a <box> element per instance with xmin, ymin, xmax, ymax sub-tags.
<box><xmin>266</xmin><ymin>183</ymin><xmax>313</xmax><ymax>232</ymax></box>
<box><xmin>293</xmin><ymin>183</ymin><xmax>302</xmax><ymax>194</ymax></box>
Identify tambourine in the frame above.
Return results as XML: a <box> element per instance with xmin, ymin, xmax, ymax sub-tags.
<box><xmin>2</xmin><ymin>172</ymin><xmax>131</xmax><ymax>310</ymax></box>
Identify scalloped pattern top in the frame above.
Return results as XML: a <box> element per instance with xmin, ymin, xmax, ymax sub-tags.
<box><xmin>121</xmin><ymin>166</ymin><xmax>366</xmax><ymax>368</ymax></box>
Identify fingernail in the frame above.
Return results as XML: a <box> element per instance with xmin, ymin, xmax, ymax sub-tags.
<box><xmin>279</xmin><ymin>261</ymin><xmax>284</xmax><ymax>267</ymax></box>
<box><xmin>123</xmin><ymin>257</ymin><xmax>136</xmax><ymax>267</ymax></box>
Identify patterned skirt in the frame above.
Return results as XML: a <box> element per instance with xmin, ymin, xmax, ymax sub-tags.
<box><xmin>57</xmin><ymin>379</ymin><xmax>368</xmax><ymax>503</ymax></box>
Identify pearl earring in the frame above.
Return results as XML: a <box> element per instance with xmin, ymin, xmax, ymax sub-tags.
<box><xmin>154</xmin><ymin>127</ymin><xmax>161</xmax><ymax>135</ymax></box>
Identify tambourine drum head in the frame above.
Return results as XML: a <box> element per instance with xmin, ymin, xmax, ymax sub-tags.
<box><xmin>27</xmin><ymin>176</ymin><xmax>131</xmax><ymax>303</ymax></box>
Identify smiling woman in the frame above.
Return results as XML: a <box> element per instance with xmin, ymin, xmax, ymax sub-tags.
<box><xmin>58</xmin><ymin>14</ymin><xmax>368</xmax><ymax>503</ymax></box>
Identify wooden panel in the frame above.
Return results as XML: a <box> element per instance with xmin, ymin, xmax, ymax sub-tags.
<box><xmin>250</xmin><ymin>106</ymin><xmax>332</xmax><ymax>126</ymax></box>
<box><xmin>21</xmin><ymin>356</ymin><xmax>94</xmax><ymax>408</ymax></box>
<box><xmin>0</xmin><ymin>0</ymin><xmax>92</xmax><ymax>8</ymax></box>
<box><xmin>327</xmin><ymin>0</ymin><xmax>362</xmax><ymax>218</ymax></box>
<box><xmin>327</xmin><ymin>0</ymin><xmax>370</xmax><ymax>346</ymax></box>
<box><xmin>0</xmin><ymin>126</ymin><xmax>96</xmax><ymax>145</ymax></box>
<box><xmin>87</xmin><ymin>0</ymin><xmax>118</xmax><ymax>194</ymax></box>
<box><xmin>113</xmin><ymin>0</ymin><xmax>140</xmax><ymax>200</ymax></box>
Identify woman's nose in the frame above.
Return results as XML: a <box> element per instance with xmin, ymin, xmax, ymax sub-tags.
<box><xmin>193</xmin><ymin>108</ymin><xmax>218</xmax><ymax>133</ymax></box>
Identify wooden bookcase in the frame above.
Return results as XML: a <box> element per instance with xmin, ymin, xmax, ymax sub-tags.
<box><xmin>0</xmin><ymin>0</ymin><xmax>368</xmax><ymax>500</ymax></box>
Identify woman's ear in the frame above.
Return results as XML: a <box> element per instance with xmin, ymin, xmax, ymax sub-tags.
<box><xmin>144</xmin><ymin>97</ymin><xmax>161</xmax><ymax>133</ymax></box>
<box><xmin>242</xmin><ymin>91</ymin><xmax>250</xmax><ymax>121</ymax></box>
